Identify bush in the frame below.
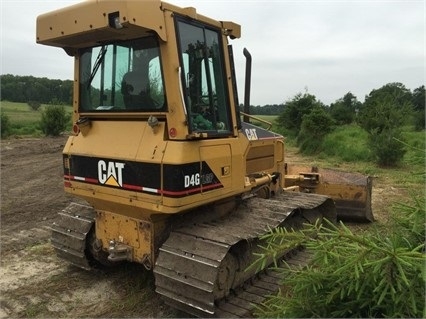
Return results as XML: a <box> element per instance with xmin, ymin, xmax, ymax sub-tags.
<box><xmin>358</xmin><ymin>84</ymin><xmax>411</xmax><ymax>166</ymax></box>
<box><xmin>412</xmin><ymin>86</ymin><xmax>425</xmax><ymax>130</ymax></box>
<box><xmin>27</xmin><ymin>100</ymin><xmax>41</xmax><ymax>111</ymax></box>
<box><xmin>358</xmin><ymin>83</ymin><xmax>412</xmax><ymax>133</ymax></box>
<box><xmin>402</xmin><ymin>130</ymin><xmax>426</xmax><ymax>168</ymax></box>
<box><xmin>252</xmin><ymin>196</ymin><xmax>425</xmax><ymax>318</ymax></box>
<box><xmin>40</xmin><ymin>105</ymin><xmax>71</xmax><ymax>136</ymax></box>
<box><xmin>369</xmin><ymin>128</ymin><xmax>406</xmax><ymax>166</ymax></box>
<box><xmin>413</xmin><ymin>109</ymin><xmax>425</xmax><ymax>131</ymax></box>
<box><xmin>1</xmin><ymin>112</ymin><xmax>11</xmax><ymax>138</ymax></box>
<box><xmin>276</xmin><ymin>92</ymin><xmax>324</xmax><ymax>135</ymax></box>
<box><xmin>329</xmin><ymin>92</ymin><xmax>361</xmax><ymax>125</ymax></box>
<box><xmin>296</xmin><ymin>107</ymin><xmax>335</xmax><ymax>154</ymax></box>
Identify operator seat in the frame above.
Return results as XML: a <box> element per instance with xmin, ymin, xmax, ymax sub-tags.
<box><xmin>121</xmin><ymin>71</ymin><xmax>150</xmax><ymax>109</ymax></box>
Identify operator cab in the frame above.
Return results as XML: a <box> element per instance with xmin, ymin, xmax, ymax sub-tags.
<box><xmin>37</xmin><ymin>1</ymin><xmax>241</xmax><ymax>140</ymax></box>
<box><xmin>76</xmin><ymin>17</ymin><xmax>235</xmax><ymax>139</ymax></box>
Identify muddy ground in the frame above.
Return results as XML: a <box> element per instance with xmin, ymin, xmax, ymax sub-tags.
<box><xmin>0</xmin><ymin>136</ymin><xmax>397</xmax><ymax>318</ymax></box>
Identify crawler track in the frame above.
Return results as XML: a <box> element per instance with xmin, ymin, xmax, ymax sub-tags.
<box><xmin>50</xmin><ymin>202</ymin><xmax>95</xmax><ymax>270</ymax></box>
<box><xmin>214</xmin><ymin>249</ymin><xmax>312</xmax><ymax>318</ymax></box>
<box><xmin>154</xmin><ymin>192</ymin><xmax>335</xmax><ymax>317</ymax></box>
<box><xmin>51</xmin><ymin>193</ymin><xmax>335</xmax><ymax>317</ymax></box>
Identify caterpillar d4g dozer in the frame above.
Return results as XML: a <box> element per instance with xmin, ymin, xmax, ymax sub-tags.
<box><xmin>37</xmin><ymin>0</ymin><xmax>373</xmax><ymax>316</ymax></box>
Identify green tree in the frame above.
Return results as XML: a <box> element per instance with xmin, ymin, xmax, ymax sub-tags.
<box><xmin>27</xmin><ymin>81</ymin><xmax>49</xmax><ymax>103</ymax></box>
<box><xmin>369</xmin><ymin>128</ymin><xmax>406</xmax><ymax>166</ymax></box>
<box><xmin>329</xmin><ymin>92</ymin><xmax>361</xmax><ymax>125</ymax></box>
<box><xmin>27</xmin><ymin>101</ymin><xmax>42</xmax><ymax>111</ymax></box>
<box><xmin>297</xmin><ymin>107</ymin><xmax>335</xmax><ymax>154</ymax></box>
<box><xmin>358</xmin><ymin>82</ymin><xmax>412</xmax><ymax>133</ymax></box>
<box><xmin>276</xmin><ymin>92</ymin><xmax>324</xmax><ymax>135</ymax></box>
<box><xmin>40</xmin><ymin>105</ymin><xmax>71</xmax><ymax>136</ymax></box>
<box><xmin>412</xmin><ymin>85</ymin><xmax>425</xmax><ymax>130</ymax></box>
<box><xmin>0</xmin><ymin>74</ymin><xmax>73</xmax><ymax>105</ymax></box>
<box><xmin>358</xmin><ymin>83</ymin><xmax>412</xmax><ymax>166</ymax></box>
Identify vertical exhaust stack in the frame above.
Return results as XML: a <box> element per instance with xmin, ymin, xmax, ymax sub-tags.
<box><xmin>243</xmin><ymin>48</ymin><xmax>252</xmax><ymax>123</ymax></box>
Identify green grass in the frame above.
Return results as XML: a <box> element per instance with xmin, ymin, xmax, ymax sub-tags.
<box><xmin>274</xmin><ymin>122</ymin><xmax>425</xmax><ymax>200</ymax></box>
<box><xmin>1</xmin><ymin>101</ymin><xmax>72</xmax><ymax>136</ymax></box>
<box><xmin>278</xmin><ymin>122</ymin><xmax>424</xmax><ymax>170</ymax></box>
<box><xmin>1</xmin><ymin>101</ymin><xmax>43</xmax><ymax>122</ymax></box>
<box><xmin>402</xmin><ymin>128</ymin><xmax>426</xmax><ymax>162</ymax></box>
<box><xmin>254</xmin><ymin>115</ymin><xmax>277</xmax><ymax>122</ymax></box>
<box><xmin>244</xmin><ymin>114</ymin><xmax>278</xmax><ymax>130</ymax></box>
<box><xmin>321</xmin><ymin>124</ymin><xmax>371</xmax><ymax>162</ymax></box>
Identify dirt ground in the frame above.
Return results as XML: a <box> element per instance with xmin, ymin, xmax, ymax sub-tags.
<box><xmin>0</xmin><ymin>136</ymin><xmax>396</xmax><ymax>318</ymax></box>
<box><xmin>0</xmin><ymin>137</ymin><xmax>182</xmax><ymax>318</ymax></box>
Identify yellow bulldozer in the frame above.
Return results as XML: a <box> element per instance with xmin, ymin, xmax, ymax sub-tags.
<box><xmin>37</xmin><ymin>1</ymin><xmax>373</xmax><ymax>317</ymax></box>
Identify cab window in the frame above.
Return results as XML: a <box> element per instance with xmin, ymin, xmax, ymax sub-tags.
<box><xmin>176</xmin><ymin>19</ymin><xmax>231</xmax><ymax>134</ymax></box>
<box><xmin>79</xmin><ymin>36</ymin><xmax>166</xmax><ymax>112</ymax></box>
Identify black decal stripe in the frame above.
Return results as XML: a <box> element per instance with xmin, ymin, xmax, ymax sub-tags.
<box><xmin>65</xmin><ymin>175</ymin><xmax>223</xmax><ymax>198</ymax></box>
<box><xmin>161</xmin><ymin>182</ymin><xmax>223</xmax><ymax>196</ymax></box>
<box><xmin>63</xmin><ymin>155</ymin><xmax>223</xmax><ymax>198</ymax></box>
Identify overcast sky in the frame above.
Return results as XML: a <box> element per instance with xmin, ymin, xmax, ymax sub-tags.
<box><xmin>1</xmin><ymin>0</ymin><xmax>424</xmax><ymax>105</ymax></box>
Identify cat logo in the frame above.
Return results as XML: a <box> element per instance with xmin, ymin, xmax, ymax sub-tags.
<box><xmin>245</xmin><ymin>128</ymin><xmax>258</xmax><ymax>141</ymax></box>
<box><xmin>98</xmin><ymin>160</ymin><xmax>125</xmax><ymax>187</ymax></box>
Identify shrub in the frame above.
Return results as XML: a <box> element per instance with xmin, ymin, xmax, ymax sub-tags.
<box><xmin>40</xmin><ymin>105</ymin><xmax>71</xmax><ymax>136</ymax></box>
<box><xmin>27</xmin><ymin>100</ymin><xmax>41</xmax><ymax>111</ymax></box>
<box><xmin>276</xmin><ymin>92</ymin><xmax>324</xmax><ymax>135</ymax></box>
<box><xmin>413</xmin><ymin>109</ymin><xmax>425</xmax><ymax>131</ymax></box>
<box><xmin>49</xmin><ymin>97</ymin><xmax>63</xmax><ymax>106</ymax></box>
<box><xmin>412</xmin><ymin>86</ymin><xmax>425</xmax><ymax>131</ymax></box>
<box><xmin>252</xmin><ymin>195</ymin><xmax>425</xmax><ymax>318</ymax></box>
<box><xmin>1</xmin><ymin>111</ymin><xmax>11</xmax><ymax>138</ymax></box>
<box><xmin>401</xmin><ymin>130</ymin><xmax>426</xmax><ymax>167</ymax></box>
<box><xmin>358</xmin><ymin>83</ymin><xmax>412</xmax><ymax>133</ymax></box>
<box><xmin>358</xmin><ymin>85</ymin><xmax>411</xmax><ymax>166</ymax></box>
<box><xmin>369</xmin><ymin>128</ymin><xmax>406</xmax><ymax>166</ymax></box>
<box><xmin>296</xmin><ymin>107</ymin><xmax>335</xmax><ymax>154</ymax></box>
<box><xmin>329</xmin><ymin>92</ymin><xmax>361</xmax><ymax>125</ymax></box>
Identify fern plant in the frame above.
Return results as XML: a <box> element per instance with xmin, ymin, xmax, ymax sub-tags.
<box><xmin>253</xmin><ymin>197</ymin><xmax>425</xmax><ymax>318</ymax></box>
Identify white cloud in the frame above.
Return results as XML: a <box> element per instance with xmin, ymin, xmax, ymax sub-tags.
<box><xmin>1</xmin><ymin>0</ymin><xmax>424</xmax><ymax>105</ymax></box>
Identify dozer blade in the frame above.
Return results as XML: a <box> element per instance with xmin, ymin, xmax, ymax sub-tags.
<box><xmin>285</xmin><ymin>165</ymin><xmax>373</xmax><ymax>222</ymax></box>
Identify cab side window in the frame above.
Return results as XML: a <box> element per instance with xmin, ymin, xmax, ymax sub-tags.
<box><xmin>176</xmin><ymin>19</ymin><xmax>231</xmax><ymax>134</ymax></box>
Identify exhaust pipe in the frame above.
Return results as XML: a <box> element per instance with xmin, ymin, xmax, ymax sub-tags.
<box><xmin>243</xmin><ymin>48</ymin><xmax>252</xmax><ymax>123</ymax></box>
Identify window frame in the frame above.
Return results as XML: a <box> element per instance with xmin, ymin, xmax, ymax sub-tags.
<box><xmin>175</xmin><ymin>16</ymin><xmax>233</xmax><ymax>137</ymax></box>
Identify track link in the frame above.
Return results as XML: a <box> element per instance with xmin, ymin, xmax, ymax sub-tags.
<box><xmin>214</xmin><ymin>249</ymin><xmax>312</xmax><ymax>318</ymax></box>
<box><xmin>154</xmin><ymin>192</ymin><xmax>335</xmax><ymax>317</ymax></box>
<box><xmin>50</xmin><ymin>202</ymin><xmax>95</xmax><ymax>270</ymax></box>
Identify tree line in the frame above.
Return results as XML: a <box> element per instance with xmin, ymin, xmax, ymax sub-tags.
<box><xmin>1</xmin><ymin>75</ymin><xmax>424</xmax><ymax>166</ymax></box>
<box><xmin>242</xmin><ymin>83</ymin><xmax>424</xmax><ymax>124</ymax></box>
<box><xmin>2</xmin><ymin>75</ymin><xmax>423</xmax><ymax>123</ymax></box>
<box><xmin>275</xmin><ymin>83</ymin><xmax>425</xmax><ymax>166</ymax></box>
<box><xmin>1</xmin><ymin>74</ymin><xmax>73</xmax><ymax>105</ymax></box>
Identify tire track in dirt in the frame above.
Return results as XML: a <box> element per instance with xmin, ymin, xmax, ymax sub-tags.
<box><xmin>0</xmin><ymin>137</ymin><xmax>179</xmax><ymax>318</ymax></box>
